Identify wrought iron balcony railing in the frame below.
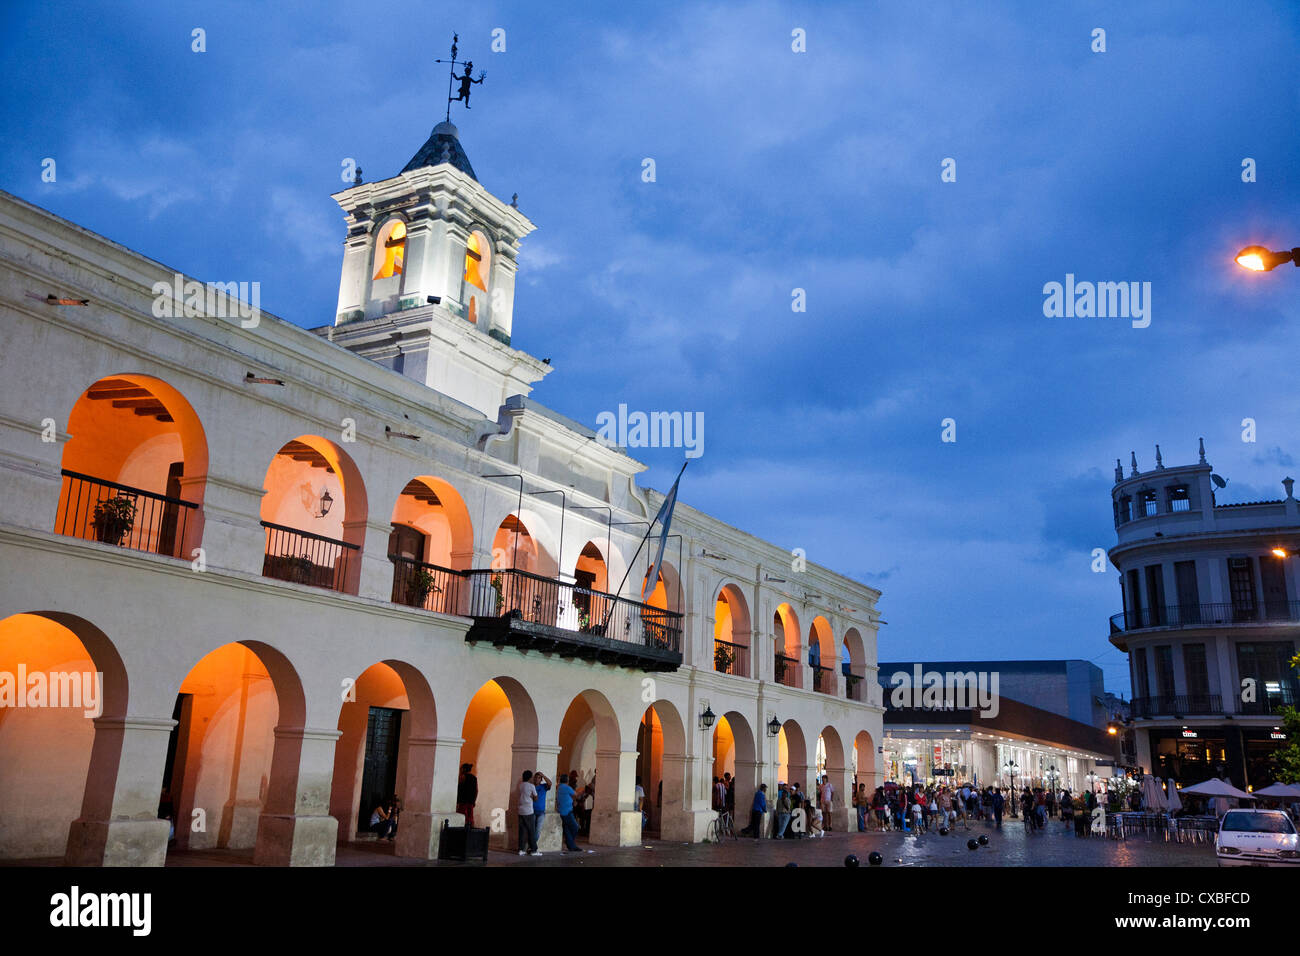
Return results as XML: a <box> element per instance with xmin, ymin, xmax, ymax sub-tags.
<box><xmin>1129</xmin><ymin>694</ymin><xmax>1222</xmax><ymax>718</ymax></box>
<box><xmin>713</xmin><ymin>638</ymin><xmax>749</xmax><ymax>677</ymax></box>
<box><xmin>844</xmin><ymin>671</ymin><xmax>866</xmax><ymax>702</ymax></box>
<box><xmin>261</xmin><ymin>521</ymin><xmax>357</xmax><ymax>593</ymax></box>
<box><xmin>389</xmin><ymin>555</ymin><xmax>465</xmax><ymax>616</ymax></box>
<box><xmin>774</xmin><ymin>653</ymin><xmax>798</xmax><ymax>688</ymax></box>
<box><xmin>811</xmin><ymin>664</ymin><xmax>835</xmax><ymax>694</ymax></box>
<box><xmin>56</xmin><ymin>469</ymin><xmax>197</xmax><ymax>558</ymax></box>
<box><xmin>1110</xmin><ymin>602</ymin><xmax>1300</xmax><ymax>633</ymax></box>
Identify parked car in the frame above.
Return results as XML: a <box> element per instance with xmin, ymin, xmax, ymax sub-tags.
<box><xmin>1215</xmin><ymin>809</ymin><xmax>1300</xmax><ymax>867</ymax></box>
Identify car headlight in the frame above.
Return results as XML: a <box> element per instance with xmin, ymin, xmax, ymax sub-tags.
<box><xmin>1279</xmin><ymin>849</ymin><xmax>1299</xmax><ymax>858</ymax></box>
<box><xmin>1219</xmin><ymin>846</ymin><xmax>1240</xmax><ymax>854</ymax></box>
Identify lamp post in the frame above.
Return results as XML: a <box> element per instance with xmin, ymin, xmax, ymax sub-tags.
<box><xmin>1003</xmin><ymin>760</ymin><xmax>1020</xmax><ymax>816</ymax></box>
<box><xmin>1235</xmin><ymin>245</ymin><xmax>1300</xmax><ymax>272</ymax></box>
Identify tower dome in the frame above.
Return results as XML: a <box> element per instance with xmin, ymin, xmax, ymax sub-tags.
<box><xmin>401</xmin><ymin>120</ymin><xmax>477</xmax><ymax>180</ymax></box>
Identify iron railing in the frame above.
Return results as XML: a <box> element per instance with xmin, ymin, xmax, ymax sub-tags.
<box><xmin>844</xmin><ymin>671</ymin><xmax>866</xmax><ymax>702</ymax></box>
<box><xmin>713</xmin><ymin>638</ymin><xmax>749</xmax><ymax>677</ymax></box>
<box><xmin>1237</xmin><ymin>683</ymin><xmax>1299</xmax><ymax>715</ymax></box>
<box><xmin>56</xmin><ymin>469</ymin><xmax>197</xmax><ymax>558</ymax></box>
<box><xmin>389</xmin><ymin>555</ymin><xmax>465</xmax><ymax>615</ymax></box>
<box><xmin>1129</xmin><ymin>694</ymin><xmax>1222</xmax><ymax>718</ymax></box>
<box><xmin>462</xmin><ymin>568</ymin><xmax>682</xmax><ymax>654</ymax></box>
<box><xmin>811</xmin><ymin>664</ymin><xmax>834</xmax><ymax>694</ymax></box>
<box><xmin>261</xmin><ymin>521</ymin><xmax>357</xmax><ymax>593</ymax></box>
<box><xmin>774</xmin><ymin>654</ymin><xmax>798</xmax><ymax>688</ymax></box>
<box><xmin>1110</xmin><ymin>602</ymin><xmax>1300</xmax><ymax>633</ymax></box>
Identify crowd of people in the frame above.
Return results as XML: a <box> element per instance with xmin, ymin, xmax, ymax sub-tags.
<box><xmin>849</xmin><ymin>782</ymin><xmax>1118</xmax><ymax>837</ymax></box>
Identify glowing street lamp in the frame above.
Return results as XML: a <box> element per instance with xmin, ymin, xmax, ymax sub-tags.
<box><xmin>1235</xmin><ymin>245</ymin><xmax>1299</xmax><ymax>273</ymax></box>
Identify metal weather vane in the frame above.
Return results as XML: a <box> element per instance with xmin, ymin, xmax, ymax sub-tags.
<box><xmin>435</xmin><ymin>33</ymin><xmax>486</xmax><ymax>121</ymax></box>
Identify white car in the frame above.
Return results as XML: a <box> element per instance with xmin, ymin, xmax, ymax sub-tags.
<box><xmin>1215</xmin><ymin>809</ymin><xmax>1300</xmax><ymax>867</ymax></box>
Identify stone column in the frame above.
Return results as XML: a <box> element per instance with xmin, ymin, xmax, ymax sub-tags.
<box><xmin>253</xmin><ymin>727</ymin><xmax>341</xmax><ymax>866</ymax></box>
<box><xmin>345</xmin><ymin>519</ymin><xmax>391</xmax><ymax>599</ymax></box>
<box><xmin>65</xmin><ymin>716</ymin><xmax>175</xmax><ymax>867</ymax></box>
<box><xmin>395</xmin><ymin>735</ymin><xmax>465</xmax><ymax>860</ymax></box>
<box><xmin>589</xmin><ymin>749</ymin><xmax>641</xmax><ymax>847</ymax></box>
<box><xmin>532</xmin><ymin>745</ymin><xmax>563</xmax><ymax>852</ymax></box>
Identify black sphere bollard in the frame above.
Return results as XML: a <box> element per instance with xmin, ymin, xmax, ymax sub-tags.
<box><xmin>938</xmin><ymin>826</ymin><xmax>949</xmax><ymax>836</ymax></box>
<box><xmin>785</xmin><ymin>862</ymin><xmax>798</xmax><ymax>867</ymax></box>
<box><xmin>967</xmin><ymin>838</ymin><xmax>979</xmax><ymax>850</ymax></box>
<box><xmin>844</xmin><ymin>854</ymin><xmax>860</xmax><ymax>867</ymax></box>
<box><xmin>868</xmin><ymin>851</ymin><xmax>883</xmax><ymax>866</ymax></box>
<box><xmin>977</xmin><ymin>834</ymin><xmax>989</xmax><ymax>846</ymax></box>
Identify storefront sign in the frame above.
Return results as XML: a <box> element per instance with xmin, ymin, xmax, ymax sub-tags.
<box><xmin>1181</xmin><ymin>730</ymin><xmax>1198</xmax><ymax>738</ymax></box>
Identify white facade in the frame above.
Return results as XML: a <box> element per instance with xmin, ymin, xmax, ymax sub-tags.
<box><xmin>0</xmin><ymin>123</ymin><xmax>883</xmax><ymax>866</ymax></box>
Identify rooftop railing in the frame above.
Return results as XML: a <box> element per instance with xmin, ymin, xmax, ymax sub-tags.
<box><xmin>1110</xmin><ymin>602</ymin><xmax>1300</xmax><ymax>633</ymax></box>
<box><xmin>57</xmin><ymin>469</ymin><xmax>197</xmax><ymax>558</ymax></box>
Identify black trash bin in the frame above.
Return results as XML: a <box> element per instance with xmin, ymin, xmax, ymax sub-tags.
<box><xmin>437</xmin><ymin>819</ymin><xmax>490</xmax><ymax>862</ymax></box>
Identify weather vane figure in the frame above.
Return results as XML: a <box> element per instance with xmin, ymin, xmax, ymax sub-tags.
<box><xmin>435</xmin><ymin>34</ymin><xmax>486</xmax><ymax>121</ymax></box>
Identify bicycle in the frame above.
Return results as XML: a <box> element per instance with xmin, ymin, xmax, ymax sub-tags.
<box><xmin>708</xmin><ymin>809</ymin><xmax>737</xmax><ymax>843</ymax></box>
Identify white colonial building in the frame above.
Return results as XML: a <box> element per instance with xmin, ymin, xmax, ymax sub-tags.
<box><xmin>1107</xmin><ymin>443</ymin><xmax>1298</xmax><ymax>790</ymax></box>
<box><xmin>0</xmin><ymin>120</ymin><xmax>884</xmax><ymax>866</ymax></box>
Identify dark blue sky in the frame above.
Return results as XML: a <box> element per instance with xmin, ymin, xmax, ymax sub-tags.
<box><xmin>5</xmin><ymin>2</ymin><xmax>1300</xmax><ymax>694</ymax></box>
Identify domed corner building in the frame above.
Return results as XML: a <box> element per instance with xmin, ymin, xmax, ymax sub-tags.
<box><xmin>0</xmin><ymin>119</ymin><xmax>884</xmax><ymax>866</ymax></box>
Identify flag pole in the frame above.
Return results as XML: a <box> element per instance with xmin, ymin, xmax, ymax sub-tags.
<box><xmin>603</xmin><ymin>461</ymin><xmax>687</xmax><ymax>628</ymax></box>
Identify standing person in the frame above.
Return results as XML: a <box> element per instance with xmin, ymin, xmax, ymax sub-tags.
<box><xmin>856</xmin><ymin>784</ymin><xmax>868</xmax><ymax>832</ymax></box>
<box><xmin>873</xmin><ymin>787</ymin><xmax>888</xmax><ymax>831</ymax></box>
<box><xmin>713</xmin><ymin>776</ymin><xmax>725</xmax><ymax>811</ymax></box>
<box><xmin>556</xmin><ymin>773</ymin><xmax>581</xmax><ymax>852</ymax></box>
<box><xmin>790</xmin><ymin>783</ymin><xmax>805</xmax><ymax>838</ymax></box>
<box><xmin>634</xmin><ymin>775</ymin><xmax>647</xmax><ymax>830</ymax></box>
<box><xmin>1061</xmin><ymin>789</ymin><xmax>1074</xmax><ymax>830</ymax></box>
<box><xmin>821</xmin><ymin>776</ymin><xmax>835</xmax><ymax>831</ymax></box>
<box><xmin>516</xmin><ymin>770</ymin><xmax>541</xmax><ymax>856</ymax></box>
<box><xmin>531</xmin><ymin>771</ymin><xmax>550</xmax><ymax>842</ymax></box>
<box><xmin>742</xmin><ymin>784</ymin><xmax>768</xmax><ymax>838</ymax></box>
<box><xmin>456</xmin><ymin>763</ymin><xmax>478</xmax><ymax>828</ymax></box>
<box><xmin>991</xmin><ymin>787</ymin><xmax>1005</xmax><ymax>828</ymax></box>
<box><xmin>1020</xmin><ymin>788</ymin><xmax>1035</xmax><ymax>831</ymax></box>
<box><xmin>775</xmin><ymin>782</ymin><xmax>792</xmax><ymax>839</ymax></box>
<box><xmin>724</xmin><ymin>773</ymin><xmax>735</xmax><ymax>816</ymax></box>
<box><xmin>1035</xmin><ymin>788</ymin><xmax>1047</xmax><ymax>830</ymax></box>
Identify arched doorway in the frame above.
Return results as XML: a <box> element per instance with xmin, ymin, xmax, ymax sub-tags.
<box><xmin>460</xmin><ymin>677</ymin><xmax>539</xmax><ymax>849</ymax></box>
<box><xmin>57</xmin><ymin>374</ymin><xmax>208</xmax><ymax>558</ymax></box>
<box><xmin>634</xmin><ymin>700</ymin><xmax>687</xmax><ymax>838</ymax></box>
<box><xmin>711</xmin><ymin>711</ymin><xmax>757</xmax><ymax>832</ymax></box>
<box><xmin>329</xmin><ymin>660</ymin><xmax>437</xmax><ymax>859</ymax></box>
<box><xmin>773</xmin><ymin>603</ymin><xmax>801</xmax><ymax>688</ymax></box>
<box><xmin>713</xmin><ymin>584</ymin><xmax>751</xmax><ymax>677</ymax></box>
<box><xmin>389</xmin><ymin>476</ymin><xmax>473</xmax><ymax>614</ymax></box>
<box><xmin>818</xmin><ymin>725</ymin><xmax>849</xmax><ymax>832</ymax></box>
<box><xmin>842</xmin><ymin>627</ymin><xmax>867</xmax><ymax>702</ymax></box>
<box><xmin>809</xmin><ymin>616</ymin><xmax>835</xmax><ymax>693</ymax></box>
<box><xmin>167</xmin><ymin>640</ymin><xmax>322</xmax><ymax>865</ymax></box>
<box><xmin>557</xmin><ymin>689</ymin><xmax>628</xmax><ymax>846</ymax></box>
<box><xmin>0</xmin><ymin>612</ymin><xmax>136</xmax><ymax>863</ymax></box>
<box><xmin>259</xmin><ymin>435</ymin><xmax>367</xmax><ymax>594</ymax></box>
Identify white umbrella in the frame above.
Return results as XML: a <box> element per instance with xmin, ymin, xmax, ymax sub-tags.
<box><xmin>1252</xmin><ymin>782</ymin><xmax>1300</xmax><ymax>799</ymax></box>
<box><xmin>1179</xmin><ymin>778</ymin><xmax>1256</xmax><ymax>800</ymax></box>
<box><xmin>1165</xmin><ymin>777</ymin><xmax>1182</xmax><ymax>812</ymax></box>
<box><xmin>1140</xmin><ymin>775</ymin><xmax>1167</xmax><ymax>810</ymax></box>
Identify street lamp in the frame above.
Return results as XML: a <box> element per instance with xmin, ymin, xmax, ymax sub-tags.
<box><xmin>1003</xmin><ymin>760</ymin><xmax>1020</xmax><ymax>816</ymax></box>
<box><xmin>699</xmin><ymin>705</ymin><xmax>716</xmax><ymax>731</ymax></box>
<box><xmin>1235</xmin><ymin>245</ymin><xmax>1299</xmax><ymax>272</ymax></box>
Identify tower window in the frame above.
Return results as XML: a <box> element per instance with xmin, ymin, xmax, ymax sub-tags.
<box><xmin>464</xmin><ymin>230</ymin><xmax>491</xmax><ymax>291</ymax></box>
<box><xmin>373</xmin><ymin>219</ymin><xmax>406</xmax><ymax>280</ymax></box>
<box><xmin>1140</xmin><ymin>488</ymin><xmax>1158</xmax><ymax>517</ymax></box>
<box><xmin>1168</xmin><ymin>484</ymin><xmax>1190</xmax><ymax>512</ymax></box>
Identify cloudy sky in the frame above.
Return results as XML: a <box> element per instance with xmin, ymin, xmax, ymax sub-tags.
<box><xmin>5</xmin><ymin>1</ymin><xmax>1300</xmax><ymax>693</ymax></box>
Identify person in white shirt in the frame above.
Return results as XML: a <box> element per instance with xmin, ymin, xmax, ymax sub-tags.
<box><xmin>821</xmin><ymin>777</ymin><xmax>835</xmax><ymax>831</ymax></box>
<box><xmin>516</xmin><ymin>770</ymin><xmax>540</xmax><ymax>855</ymax></box>
<box><xmin>634</xmin><ymin>775</ymin><xmax>647</xmax><ymax>830</ymax></box>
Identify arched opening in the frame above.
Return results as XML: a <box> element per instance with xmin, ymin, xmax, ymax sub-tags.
<box><xmin>809</xmin><ymin>616</ymin><xmax>835</xmax><ymax>693</ymax></box>
<box><xmin>634</xmin><ymin>700</ymin><xmax>687</xmax><ymax>839</ymax></box>
<box><xmin>572</xmin><ymin>541</ymin><xmax>609</xmax><ymax>631</ymax></box>
<box><xmin>167</xmin><ymin>640</ymin><xmax>309</xmax><ymax>864</ymax></box>
<box><xmin>484</xmin><ymin>512</ymin><xmax>560</xmax><ymax>620</ymax></box>
<box><xmin>459</xmin><ymin>678</ymin><xmax>539</xmax><ymax>849</ymax></box>
<box><xmin>57</xmin><ymin>374</ymin><xmax>208</xmax><ymax>558</ymax></box>
<box><xmin>372</xmin><ymin>218</ymin><xmax>406</xmax><ymax>280</ymax></box>
<box><xmin>640</xmin><ymin>560</ymin><xmax>683</xmax><ymax>615</ymax></box>
<box><xmin>713</xmin><ymin>584</ymin><xmax>751</xmax><ymax>678</ymax></box>
<box><xmin>462</xmin><ymin>229</ymin><xmax>492</xmax><ymax>326</ymax></box>
<box><xmin>557</xmin><ymin>689</ymin><xmax>625</xmax><ymax>846</ymax></box>
<box><xmin>842</xmin><ymin>627</ymin><xmax>867</xmax><ymax>702</ymax></box>
<box><xmin>0</xmin><ymin>612</ymin><xmax>130</xmax><ymax>861</ymax></box>
<box><xmin>329</xmin><ymin>660</ymin><xmax>437</xmax><ymax>858</ymax></box>
<box><xmin>259</xmin><ymin>435</ymin><xmax>367</xmax><ymax>594</ymax></box>
<box><xmin>711</xmin><ymin>711</ymin><xmax>757</xmax><ymax>831</ymax></box>
<box><xmin>773</xmin><ymin>603</ymin><xmax>801</xmax><ymax>688</ymax></box>
<box><xmin>853</xmin><ymin>729</ymin><xmax>877</xmax><ymax>792</ymax></box>
<box><xmin>389</xmin><ymin>476</ymin><xmax>474</xmax><ymax>614</ymax></box>
<box><xmin>777</xmin><ymin>719</ymin><xmax>809</xmax><ymax>798</ymax></box>
<box><xmin>818</xmin><ymin>726</ymin><xmax>848</xmax><ymax>831</ymax></box>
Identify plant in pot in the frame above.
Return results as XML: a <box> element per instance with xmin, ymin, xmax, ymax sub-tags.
<box><xmin>92</xmin><ymin>495</ymin><xmax>136</xmax><ymax>545</ymax></box>
<box><xmin>490</xmin><ymin>573</ymin><xmax>505</xmax><ymax>615</ymax></box>
<box><xmin>846</xmin><ymin>673</ymin><xmax>861</xmax><ymax>698</ymax></box>
<box><xmin>773</xmin><ymin>655</ymin><xmax>787</xmax><ymax>683</ymax></box>
<box><xmin>405</xmin><ymin>568</ymin><xmax>438</xmax><ymax>607</ymax></box>
<box><xmin>714</xmin><ymin>642</ymin><xmax>734</xmax><ymax>673</ymax></box>
<box><xmin>286</xmin><ymin>554</ymin><xmax>315</xmax><ymax>584</ymax></box>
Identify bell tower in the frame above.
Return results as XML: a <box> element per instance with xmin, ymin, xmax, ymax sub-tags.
<box><xmin>321</xmin><ymin>42</ymin><xmax>551</xmax><ymax>418</ymax></box>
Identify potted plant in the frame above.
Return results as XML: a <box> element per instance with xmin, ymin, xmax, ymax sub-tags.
<box><xmin>846</xmin><ymin>673</ymin><xmax>862</xmax><ymax>698</ymax></box>
<box><xmin>92</xmin><ymin>494</ymin><xmax>136</xmax><ymax>545</ymax></box>
<box><xmin>286</xmin><ymin>555</ymin><xmax>315</xmax><ymax>584</ymax></box>
<box><xmin>405</xmin><ymin>567</ymin><xmax>437</xmax><ymax>607</ymax></box>
<box><xmin>490</xmin><ymin>573</ymin><xmax>505</xmax><ymax>614</ymax></box>
<box><xmin>714</xmin><ymin>642</ymin><xmax>734</xmax><ymax>673</ymax></box>
<box><xmin>774</xmin><ymin>655</ymin><xmax>787</xmax><ymax>683</ymax></box>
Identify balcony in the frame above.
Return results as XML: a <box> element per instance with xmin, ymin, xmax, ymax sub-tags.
<box><xmin>844</xmin><ymin>671</ymin><xmax>866</xmax><ymax>702</ymax></box>
<box><xmin>1110</xmin><ymin>602</ymin><xmax>1300</xmax><ymax>634</ymax></box>
<box><xmin>713</xmin><ymin>639</ymin><xmax>749</xmax><ymax>677</ymax></box>
<box><xmin>56</xmin><ymin>469</ymin><xmax>197</xmax><ymax>558</ymax></box>
<box><xmin>774</xmin><ymin>654</ymin><xmax>798</xmax><ymax>688</ymax></box>
<box><xmin>389</xmin><ymin>555</ymin><xmax>465</xmax><ymax>615</ymax></box>
<box><xmin>261</xmin><ymin>521</ymin><xmax>357</xmax><ymax>593</ymax></box>
<box><xmin>1131</xmin><ymin>684</ymin><xmax>1297</xmax><ymax>718</ymax></box>
<box><xmin>811</xmin><ymin>664</ymin><xmax>835</xmax><ymax>694</ymax></box>
<box><xmin>461</xmin><ymin>568</ymin><xmax>682</xmax><ymax>672</ymax></box>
